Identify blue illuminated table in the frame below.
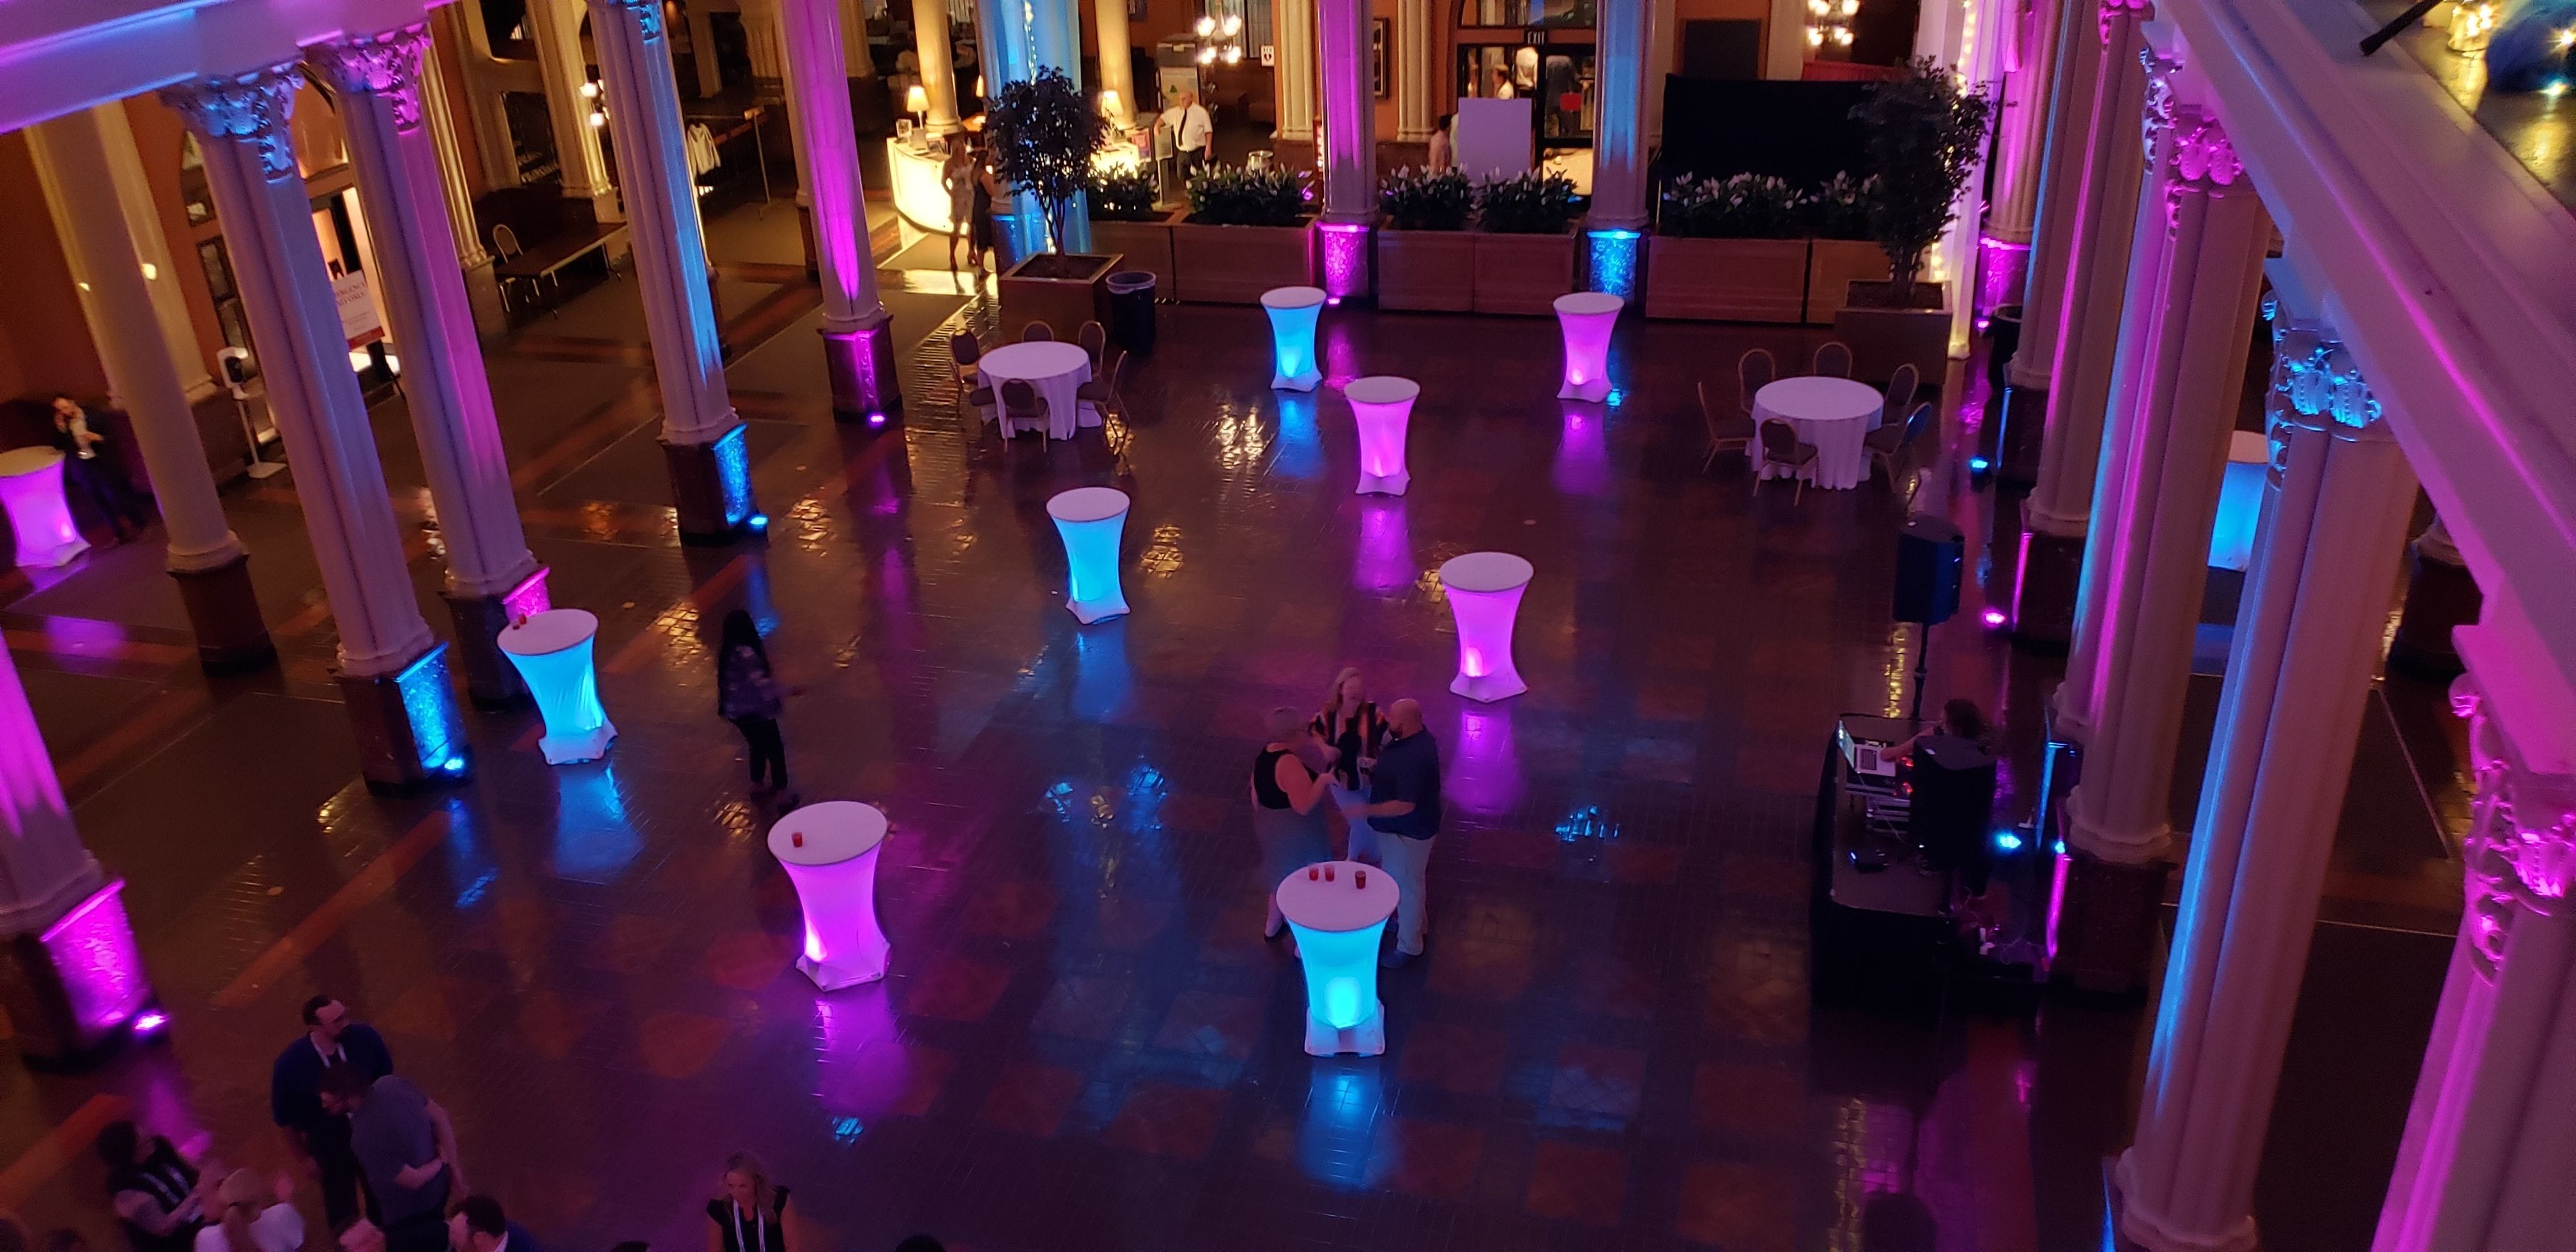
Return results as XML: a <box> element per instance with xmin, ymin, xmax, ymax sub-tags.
<box><xmin>1262</xmin><ymin>286</ymin><xmax>1327</xmax><ymax>392</ymax></box>
<box><xmin>769</xmin><ymin>801</ymin><xmax>891</xmax><ymax>991</ymax></box>
<box><xmin>1552</xmin><ymin>291</ymin><xmax>1622</xmax><ymax>402</ymax></box>
<box><xmin>0</xmin><ymin>448</ymin><xmax>89</xmax><ymax>569</ymax></box>
<box><xmin>1047</xmin><ymin>486</ymin><xmax>1131</xmax><ymax>623</ymax></box>
<box><xmin>1440</xmin><ymin>552</ymin><xmax>1533</xmax><ymax>703</ymax></box>
<box><xmin>1345</xmin><ymin>376</ymin><xmax>1418</xmax><ymax>496</ymax></box>
<box><xmin>498</xmin><ymin>609</ymin><xmax>616</xmax><ymax>763</ymax></box>
<box><xmin>1276</xmin><ymin>860</ymin><xmax>1399</xmax><ymax>1056</ymax></box>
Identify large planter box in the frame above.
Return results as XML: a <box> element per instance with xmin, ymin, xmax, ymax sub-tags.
<box><xmin>1087</xmin><ymin>212</ymin><xmax>1180</xmax><ymax>300</ymax></box>
<box><xmin>1643</xmin><ymin>236</ymin><xmax>1809</xmax><ymax>323</ymax></box>
<box><xmin>1833</xmin><ymin>303</ymin><xmax>1952</xmax><ymax>386</ymax></box>
<box><xmin>1170</xmin><ymin>221</ymin><xmax>1315</xmax><ymax>303</ymax></box>
<box><xmin>1471</xmin><ymin>231</ymin><xmax>1575</xmax><ymax>316</ymax></box>
<box><xmin>1000</xmin><ymin>251</ymin><xmax>1123</xmax><ymax>337</ymax></box>
<box><xmin>1805</xmin><ymin>240</ymin><xmax>1892</xmax><ymax>324</ymax></box>
<box><xmin>1376</xmin><ymin>228</ymin><xmax>1476</xmax><ymax>312</ymax></box>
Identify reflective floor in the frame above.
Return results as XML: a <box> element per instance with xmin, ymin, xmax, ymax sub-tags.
<box><xmin>0</xmin><ymin>202</ymin><xmax>2465</xmax><ymax>1252</ymax></box>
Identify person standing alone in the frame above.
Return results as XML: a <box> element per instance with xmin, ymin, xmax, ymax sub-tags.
<box><xmin>714</xmin><ymin>609</ymin><xmax>797</xmax><ymax>808</ymax></box>
<box><xmin>1165</xmin><ymin>91</ymin><xmax>1213</xmax><ymax>182</ymax></box>
<box><xmin>1359</xmin><ymin>698</ymin><xmax>1442</xmax><ymax>968</ymax></box>
<box><xmin>270</xmin><ymin>996</ymin><xmax>394</xmax><ymax>1229</ymax></box>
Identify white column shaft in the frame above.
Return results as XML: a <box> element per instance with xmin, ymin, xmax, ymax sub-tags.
<box><xmin>781</xmin><ymin>0</ymin><xmax>891</xmax><ymax>328</ymax></box>
<box><xmin>531</xmin><ymin>0</ymin><xmax>622</xmax><ymax>219</ymax></box>
<box><xmin>0</xmin><ymin>641</ymin><xmax>105</xmax><ymax>937</ymax></box>
<box><xmin>1276</xmin><ymin>0</ymin><xmax>1318</xmax><ymax>142</ymax></box>
<box><xmin>1645</xmin><ymin>0</ymin><xmax>1676</xmax><ymax>142</ymax></box>
<box><xmin>1588</xmin><ymin>0</ymin><xmax>1650</xmax><ymax>229</ymax></box>
<box><xmin>742</xmin><ymin>0</ymin><xmax>789</xmax><ymax>89</ymax></box>
<box><xmin>1396</xmin><ymin>0</ymin><xmax>1434</xmax><ymax>142</ymax></box>
<box><xmin>160</xmin><ymin>67</ymin><xmax>436</xmax><ymax>676</ymax></box>
<box><xmin>86</xmin><ymin>105</ymin><xmax>215</xmax><ymax>400</ymax></box>
<box><xmin>1094</xmin><ymin>0</ymin><xmax>1138</xmax><ymax>127</ymax></box>
<box><xmin>589</xmin><ymin>0</ymin><xmax>740</xmax><ymax>445</ymax></box>
<box><xmin>418</xmin><ymin>36</ymin><xmax>494</xmax><ymax>270</ymax></box>
<box><xmin>1986</xmin><ymin>0</ymin><xmax>2060</xmax><ymax>243</ymax></box>
<box><xmin>2007</xmin><ymin>0</ymin><xmax>2108</xmax><ymax>393</ymax></box>
<box><xmin>1316</xmin><ymin>0</ymin><xmax>1374</xmax><ymax>220</ymax></box>
<box><xmin>26</xmin><ymin>109</ymin><xmax>243</xmax><ymax>572</ymax></box>
<box><xmin>912</xmin><ymin>0</ymin><xmax>963</xmax><ymax>128</ymax></box>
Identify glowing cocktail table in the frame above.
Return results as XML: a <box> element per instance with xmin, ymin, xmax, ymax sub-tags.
<box><xmin>1439</xmin><ymin>551</ymin><xmax>1533</xmax><ymax>703</ymax></box>
<box><xmin>1345</xmin><ymin>376</ymin><xmax>1418</xmax><ymax>496</ymax></box>
<box><xmin>0</xmin><ymin>448</ymin><xmax>89</xmax><ymax>569</ymax></box>
<box><xmin>496</xmin><ymin>608</ymin><xmax>615</xmax><ymax>763</ymax></box>
<box><xmin>1552</xmin><ymin>292</ymin><xmax>1623</xmax><ymax>402</ymax></box>
<box><xmin>1262</xmin><ymin>286</ymin><xmax>1327</xmax><ymax>392</ymax></box>
<box><xmin>769</xmin><ymin>800</ymin><xmax>891</xmax><ymax>990</ymax></box>
<box><xmin>1276</xmin><ymin>860</ymin><xmax>1399</xmax><ymax>1056</ymax></box>
<box><xmin>1047</xmin><ymin>486</ymin><xmax>1131</xmax><ymax>623</ymax></box>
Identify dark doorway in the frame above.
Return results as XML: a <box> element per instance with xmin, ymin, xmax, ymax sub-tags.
<box><xmin>1679</xmin><ymin>19</ymin><xmax>1762</xmax><ymax>80</ymax></box>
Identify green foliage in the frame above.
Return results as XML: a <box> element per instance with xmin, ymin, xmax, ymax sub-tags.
<box><xmin>1659</xmin><ymin>173</ymin><xmax>1807</xmax><ymax>239</ymax></box>
<box><xmin>1802</xmin><ymin>171</ymin><xmax>1878</xmax><ymax>240</ymax></box>
<box><xmin>1851</xmin><ymin>57</ymin><xmax>1995</xmax><ymax>303</ymax></box>
<box><xmin>1474</xmin><ymin>170</ymin><xmax>1584</xmax><ymax>234</ymax></box>
<box><xmin>1378</xmin><ymin>167</ymin><xmax>1474</xmax><ymax>231</ymax></box>
<box><xmin>1186</xmin><ymin>164</ymin><xmax>1312</xmax><ymax>226</ymax></box>
<box><xmin>986</xmin><ymin>67</ymin><xmax>1116</xmax><ymax>252</ymax></box>
<box><xmin>1087</xmin><ymin>165</ymin><xmax>1161</xmax><ymax>220</ymax></box>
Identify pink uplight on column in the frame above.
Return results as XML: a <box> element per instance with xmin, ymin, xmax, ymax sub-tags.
<box><xmin>0</xmin><ymin>449</ymin><xmax>90</xmax><ymax>569</ymax></box>
<box><xmin>1344</xmin><ymin>375</ymin><xmax>1418</xmax><ymax>495</ymax></box>
<box><xmin>769</xmin><ymin>801</ymin><xmax>892</xmax><ymax>990</ymax></box>
<box><xmin>45</xmin><ymin>880</ymin><xmax>151</xmax><ymax>1035</ymax></box>
<box><xmin>1439</xmin><ymin>551</ymin><xmax>1533</xmax><ymax>702</ymax></box>
<box><xmin>1552</xmin><ymin>293</ymin><xmax>1621</xmax><ymax>402</ymax></box>
<box><xmin>1318</xmin><ymin>222</ymin><xmax>1370</xmax><ymax>302</ymax></box>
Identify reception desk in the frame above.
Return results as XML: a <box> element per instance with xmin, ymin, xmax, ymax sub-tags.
<box><xmin>886</xmin><ymin>139</ymin><xmax>956</xmax><ymax>234</ymax></box>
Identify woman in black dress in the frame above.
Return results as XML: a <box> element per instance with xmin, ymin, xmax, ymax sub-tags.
<box><xmin>714</xmin><ymin>611</ymin><xmax>795</xmax><ymax>807</ymax></box>
<box><xmin>1310</xmin><ymin>667</ymin><xmax>1384</xmax><ymax>860</ymax></box>
<box><xmin>99</xmin><ymin>1120</ymin><xmax>206</xmax><ymax>1252</ymax></box>
<box><xmin>707</xmin><ymin>1152</ymin><xmax>791</xmax><ymax>1252</ymax></box>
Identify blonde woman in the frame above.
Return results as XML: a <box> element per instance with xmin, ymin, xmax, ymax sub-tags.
<box><xmin>1310</xmin><ymin>668</ymin><xmax>1385</xmax><ymax>862</ymax></box>
<box><xmin>940</xmin><ymin>142</ymin><xmax>981</xmax><ymax>276</ymax></box>
<box><xmin>194</xmin><ymin>1172</ymin><xmax>300</xmax><ymax>1252</ymax></box>
<box><xmin>707</xmin><ymin>1152</ymin><xmax>792</xmax><ymax>1252</ymax></box>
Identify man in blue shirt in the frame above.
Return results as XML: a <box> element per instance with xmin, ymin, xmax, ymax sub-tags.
<box><xmin>1361</xmin><ymin>698</ymin><xmax>1442</xmax><ymax>967</ymax></box>
<box><xmin>272</xmin><ymin>995</ymin><xmax>395</xmax><ymax>1228</ymax></box>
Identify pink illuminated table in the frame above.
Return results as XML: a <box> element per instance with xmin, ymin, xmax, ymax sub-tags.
<box><xmin>1552</xmin><ymin>292</ymin><xmax>1623</xmax><ymax>402</ymax></box>
<box><xmin>0</xmin><ymin>448</ymin><xmax>89</xmax><ymax>569</ymax></box>
<box><xmin>1262</xmin><ymin>286</ymin><xmax>1327</xmax><ymax>392</ymax></box>
<box><xmin>1439</xmin><ymin>551</ymin><xmax>1533</xmax><ymax>702</ymax></box>
<box><xmin>1276</xmin><ymin>860</ymin><xmax>1399</xmax><ymax>1056</ymax></box>
<box><xmin>769</xmin><ymin>801</ymin><xmax>891</xmax><ymax>991</ymax></box>
<box><xmin>1344</xmin><ymin>375</ymin><xmax>1418</xmax><ymax>496</ymax></box>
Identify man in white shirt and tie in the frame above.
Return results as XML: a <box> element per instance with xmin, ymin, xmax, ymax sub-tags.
<box><xmin>1163</xmin><ymin>91</ymin><xmax>1213</xmax><ymax>181</ymax></box>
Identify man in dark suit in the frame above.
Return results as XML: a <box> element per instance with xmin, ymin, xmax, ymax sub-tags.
<box><xmin>272</xmin><ymin>994</ymin><xmax>395</xmax><ymax>1227</ymax></box>
<box><xmin>448</xmin><ymin>1196</ymin><xmax>536</xmax><ymax>1252</ymax></box>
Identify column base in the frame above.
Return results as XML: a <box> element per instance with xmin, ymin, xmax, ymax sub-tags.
<box><xmin>2010</xmin><ymin>524</ymin><xmax>2085</xmax><ymax>650</ymax></box>
<box><xmin>822</xmin><ymin>319</ymin><xmax>903</xmax><ymax>420</ymax></box>
<box><xmin>463</xmin><ymin>259</ymin><xmax>509</xmax><ymax>339</ymax></box>
<box><xmin>2388</xmin><ymin>549</ymin><xmax>2480</xmax><ymax>680</ymax></box>
<box><xmin>2048</xmin><ymin>845</ymin><xmax>2168</xmax><ymax>995</ymax></box>
<box><xmin>2109</xmin><ymin>1150</ymin><xmax>2260</xmax><ymax>1252</ymax></box>
<box><xmin>169</xmin><ymin>553</ymin><xmax>275</xmax><ymax>675</ymax></box>
<box><xmin>442</xmin><ymin>566</ymin><xmax>553</xmax><ymax>707</ymax></box>
<box><xmin>796</xmin><ymin>201</ymin><xmax>822</xmax><ymax>282</ymax></box>
<box><xmin>338</xmin><ymin>642</ymin><xmax>472</xmax><ymax>794</ymax></box>
<box><xmin>663</xmin><ymin>425</ymin><xmax>759</xmax><ymax>544</ymax></box>
<box><xmin>1318</xmin><ymin>221</ymin><xmax>1372</xmax><ymax>303</ymax></box>
<box><xmin>1994</xmin><ymin>383</ymin><xmax>2048</xmax><ymax>489</ymax></box>
<box><xmin>0</xmin><ymin>880</ymin><xmax>160</xmax><ymax>1068</ymax></box>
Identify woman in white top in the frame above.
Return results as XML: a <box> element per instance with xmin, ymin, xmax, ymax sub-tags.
<box><xmin>194</xmin><ymin>1171</ymin><xmax>302</xmax><ymax>1252</ymax></box>
<box><xmin>1426</xmin><ymin>114</ymin><xmax>1455</xmax><ymax>173</ymax></box>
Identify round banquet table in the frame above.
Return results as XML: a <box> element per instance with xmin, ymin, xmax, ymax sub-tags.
<box><xmin>1552</xmin><ymin>292</ymin><xmax>1623</xmax><ymax>402</ymax></box>
<box><xmin>979</xmin><ymin>340</ymin><xmax>1095</xmax><ymax>439</ymax></box>
<box><xmin>1276</xmin><ymin>860</ymin><xmax>1400</xmax><ymax>1056</ymax></box>
<box><xmin>498</xmin><ymin>609</ymin><xmax>615</xmax><ymax>764</ymax></box>
<box><xmin>1344</xmin><ymin>375</ymin><xmax>1418</xmax><ymax>496</ymax></box>
<box><xmin>769</xmin><ymin>800</ymin><xmax>892</xmax><ymax>990</ymax></box>
<box><xmin>1262</xmin><ymin>286</ymin><xmax>1327</xmax><ymax>392</ymax></box>
<box><xmin>1046</xmin><ymin>486</ymin><xmax>1131</xmax><ymax>623</ymax></box>
<box><xmin>1752</xmin><ymin>376</ymin><xmax>1883</xmax><ymax>489</ymax></box>
<box><xmin>1439</xmin><ymin>551</ymin><xmax>1533</xmax><ymax>703</ymax></box>
<box><xmin>0</xmin><ymin>448</ymin><xmax>89</xmax><ymax>569</ymax></box>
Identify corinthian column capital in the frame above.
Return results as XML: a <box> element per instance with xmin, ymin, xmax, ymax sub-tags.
<box><xmin>309</xmin><ymin>24</ymin><xmax>433</xmax><ymax>132</ymax></box>
<box><xmin>158</xmin><ymin>65</ymin><xmax>303</xmax><ymax>181</ymax></box>
<box><xmin>2099</xmin><ymin>0</ymin><xmax>2152</xmax><ymax>43</ymax></box>
<box><xmin>2450</xmin><ymin>674</ymin><xmax>2576</xmax><ymax>978</ymax></box>
<box><xmin>590</xmin><ymin>0</ymin><xmax>670</xmax><ymax>41</ymax></box>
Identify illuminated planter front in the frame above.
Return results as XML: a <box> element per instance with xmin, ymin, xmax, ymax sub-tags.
<box><xmin>1276</xmin><ymin>860</ymin><xmax>1399</xmax><ymax>1056</ymax></box>
<box><xmin>1552</xmin><ymin>291</ymin><xmax>1623</xmax><ymax>402</ymax></box>
<box><xmin>1262</xmin><ymin>285</ymin><xmax>1327</xmax><ymax>392</ymax></box>
<box><xmin>1439</xmin><ymin>551</ymin><xmax>1533</xmax><ymax>703</ymax></box>
<box><xmin>1344</xmin><ymin>375</ymin><xmax>1418</xmax><ymax>496</ymax></box>
<box><xmin>1047</xmin><ymin>486</ymin><xmax>1131</xmax><ymax>623</ymax></box>
<box><xmin>0</xmin><ymin>448</ymin><xmax>90</xmax><ymax>569</ymax></box>
<box><xmin>769</xmin><ymin>801</ymin><xmax>891</xmax><ymax>991</ymax></box>
<box><xmin>497</xmin><ymin>609</ymin><xmax>616</xmax><ymax>764</ymax></box>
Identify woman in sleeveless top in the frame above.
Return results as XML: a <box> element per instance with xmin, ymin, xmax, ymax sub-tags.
<box><xmin>1252</xmin><ymin>706</ymin><xmax>1335</xmax><ymax>939</ymax></box>
<box><xmin>1310</xmin><ymin>668</ymin><xmax>1384</xmax><ymax>861</ymax></box>
<box><xmin>707</xmin><ymin>1152</ymin><xmax>791</xmax><ymax>1252</ymax></box>
<box><xmin>100</xmin><ymin>1120</ymin><xmax>204</xmax><ymax>1252</ymax></box>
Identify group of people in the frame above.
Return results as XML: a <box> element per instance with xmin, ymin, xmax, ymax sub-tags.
<box><xmin>1250</xmin><ymin>668</ymin><xmax>1445</xmax><ymax>968</ymax></box>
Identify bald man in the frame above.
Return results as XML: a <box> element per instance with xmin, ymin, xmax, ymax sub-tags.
<box><xmin>1360</xmin><ymin>698</ymin><xmax>1443</xmax><ymax>966</ymax></box>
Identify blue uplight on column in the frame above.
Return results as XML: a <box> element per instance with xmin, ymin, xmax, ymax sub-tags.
<box><xmin>1586</xmin><ymin>229</ymin><xmax>1641</xmax><ymax>302</ymax></box>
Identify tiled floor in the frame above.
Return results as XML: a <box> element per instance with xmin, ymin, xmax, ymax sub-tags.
<box><xmin>0</xmin><ymin>200</ymin><xmax>2467</xmax><ymax>1252</ymax></box>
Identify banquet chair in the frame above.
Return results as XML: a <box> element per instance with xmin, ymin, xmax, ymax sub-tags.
<box><xmin>1864</xmin><ymin>401</ymin><xmax>1936</xmax><ymax>491</ymax></box>
<box><xmin>1077</xmin><ymin>349</ymin><xmax>1127</xmax><ymax>422</ymax></box>
<box><xmin>489</xmin><ymin>224</ymin><xmax>556</xmax><ymax>315</ymax></box>
<box><xmin>1882</xmin><ymin>362</ymin><xmax>1919</xmax><ymax>420</ymax></box>
<box><xmin>1813</xmin><ymin>340</ymin><xmax>1853</xmax><ymax>378</ymax></box>
<box><xmin>1736</xmin><ymin>348</ymin><xmax>1777</xmax><ymax>414</ymax></box>
<box><xmin>1000</xmin><ymin>378</ymin><xmax>1046</xmax><ymax>438</ymax></box>
<box><xmin>1021</xmin><ymin>321</ymin><xmax>1055</xmax><ymax>342</ymax></box>
<box><xmin>1697</xmin><ymin>380</ymin><xmax>1756</xmax><ymax>471</ymax></box>
<box><xmin>963</xmin><ymin>380</ymin><xmax>999</xmax><ymax>426</ymax></box>
<box><xmin>1077</xmin><ymin>320</ymin><xmax>1108</xmax><ymax>370</ymax></box>
<box><xmin>948</xmin><ymin>331</ymin><xmax>984</xmax><ymax>392</ymax></box>
<box><xmin>1754</xmin><ymin>419</ymin><xmax>1820</xmax><ymax>506</ymax></box>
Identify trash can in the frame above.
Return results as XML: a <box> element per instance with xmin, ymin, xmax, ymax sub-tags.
<box><xmin>1107</xmin><ymin>270</ymin><xmax>1157</xmax><ymax>356</ymax></box>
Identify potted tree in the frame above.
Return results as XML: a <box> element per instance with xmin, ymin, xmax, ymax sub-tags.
<box><xmin>1803</xmin><ymin>172</ymin><xmax>1890</xmax><ymax>324</ymax></box>
<box><xmin>1087</xmin><ymin>164</ymin><xmax>1180</xmax><ymax>300</ymax></box>
<box><xmin>1375</xmin><ymin>167</ymin><xmax>1475</xmax><ymax>311</ymax></box>
<box><xmin>1644</xmin><ymin>173</ymin><xmax>1811</xmax><ymax>323</ymax></box>
<box><xmin>992</xmin><ymin>67</ymin><xmax>1126</xmax><ymax>335</ymax></box>
<box><xmin>1834</xmin><ymin>58</ymin><xmax>1994</xmax><ymax>380</ymax></box>
<box><xmin>1172</xmin><ymin>164</ymin><xmax>1315</xmax><ymax>303</ymax></box>
<box><xmin>1470</xmin><ymin>169</ymin><xmax>1584</xmax><ymax>315</ymax></box>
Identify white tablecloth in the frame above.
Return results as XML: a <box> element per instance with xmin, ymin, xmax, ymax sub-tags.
<box><xmin>1752</xmin><ymin>376</ymin><xmax>1883</xmax><ymax>489</ymax></box>
<box><xmin>979</xmin><ymin>340</ymin><xmax>1096</xmax><ymax>439</ymax></box>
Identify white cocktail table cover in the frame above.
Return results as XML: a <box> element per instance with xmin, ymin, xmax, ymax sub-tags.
<box><xmin>1047</xmin><ymin>486</ymin><xmax>1131</xmax><ymax>623</ymax></box>
<box><xmin>0</xmin><ymin>448</ymin><xmax>89</xmax><ymax>569</ymax></box>
<box><xmin>1344</xmin><ymin>375</ymin><xmax>1418</xmax><ymax>496</ymax></box>
<box><xmin>1276</xmin><ymin>860</ymin><xmax>1399</xmax><ymax>1056</ymax></box>
<box><xmin>1552</xmin><ymin>292</ymin><xmax>1623</xmax><ymax>402</ymax></box>
<box><xmin>1439</xmin><ymin>551</ymin><xmax>1533</xmax><ymax>702</ymax></box>
<box><xmin>769</xmin><ymin>800</ymin><xmax>891</xmax><ymax>989</ymax></box>
<box><xmin>1262</xmin><ymin>286</ymin><xmax>1327</xmax><ymax>392</ymax></box>
<box><xmin>1752</xmin><ymin>376</ymin><xmax>1883</xmax><ymax>489</ymax></box>
<box><xmin>979</xmin><ymin>340</ymin><xmax>1095</xmax><ymax>439</ymax></box>
<box><xmin>498</xmin><ymin>609</ymin><xmax>617</xmax><ymax>763</ymax></box>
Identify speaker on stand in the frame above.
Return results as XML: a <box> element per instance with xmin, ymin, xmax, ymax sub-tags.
<box><xmin>1893</xmin><ymin>515</ymin><xmax>1963</xmax><ymax>721</ymax></box>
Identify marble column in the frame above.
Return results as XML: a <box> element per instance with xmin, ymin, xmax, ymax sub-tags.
<box><xmin>1583</xmin><ymin>0</ymin><xmax>1651</xmax><ymax>301</ymax></box>
<box><xmin>71</xmin><ymin>105</ymin><xmax>213</xmax><ymax>401</ymax></box>
<box><xmin>1396</xmin><ymin>0</ymin><xmax>1435</xmax><ymax>142</ymax></box>
<box><xmin>2115</xmin><ymin>312</ymin><xmax>2418</xmax><ymax>1252</ymax></box>
<box><xmin>2372</xmin><ymin>654</ymin><xmax>2576</xmax><ymax>1252</ymax></box>
<box><xmin>312</xmin><ymin>26</ymin><xmax>554</xmax><ymax>706</ymax></box>
<box><xmin>780</xmin><ymin>0</ymin><xmax>903</xmax><ymax>415</ymax></box>
<box><xmin>1977</xmin><ymin>0</ymin><xmax>2060</xmax><ymax>319</ymax></box>
<box><xmin>26</xmin><ymin>107</ymin><xmax>273</xmax><ymax>674</ymax></box>
<box><xmin>970</xmin><ymin>0</ymin><xmax>1041</xmax><ymax>261</ymax></box>
<box><xmin>160</xmin><ymin>65</ymin><xmax>470</xmax><ymax>790</ymax></box>
<box><xmin>1316</xmin><ymin>0</ymin><xmax>1374</xmax><ymax>299</ymax></box>
<box><xmin>1276</xmin><ymin>0</ymin><xmax>1319</xmax><ymax>169</ymax></box>
<box><xmin>2053</xmin><ymin>91</ymin><xmax>2269</xmax><ymax>993</ymax></box>
<box><xmin>418</xmin><ymin>34</ymin><xmax>509</xmax><ymax>337</ymax></box>
<box><xmin>912</xmin><ymin>0</ymin><xmax>963</xmax><ymax>129</ymax></box>
<box><xmin>588</xmin><ymin>0</ymin><xmax>762</xmax><ymax>539</ymax></box>
<box><xmin>530</xmin><ymin>0</ymin><xmax>624</xmax><ymax>222</ymax></box>
<box><xmin>1094</xmin><ymin>0</ymin><xmax>1138</xmax><ymax>127</ymax></box>
<box><xmin>2009</xmin><ymin>0</ymin><xmax>2148</xmax><ymax>646</ymax></box>
<box><xmin>0</xmin><ymin>641</ymin><xmax>153</xmax><ymax>1064</ymax></box>
<box><xmin>742</xmin><ymin>0</ymin><xmax>790</xmax><ymax>94</ymax></box>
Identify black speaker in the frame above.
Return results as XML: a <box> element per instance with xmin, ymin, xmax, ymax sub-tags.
<box><xmin>1894</xmin><ymin>516</ymin><xmax>1964</xmax><ymax>625</ymax></box>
